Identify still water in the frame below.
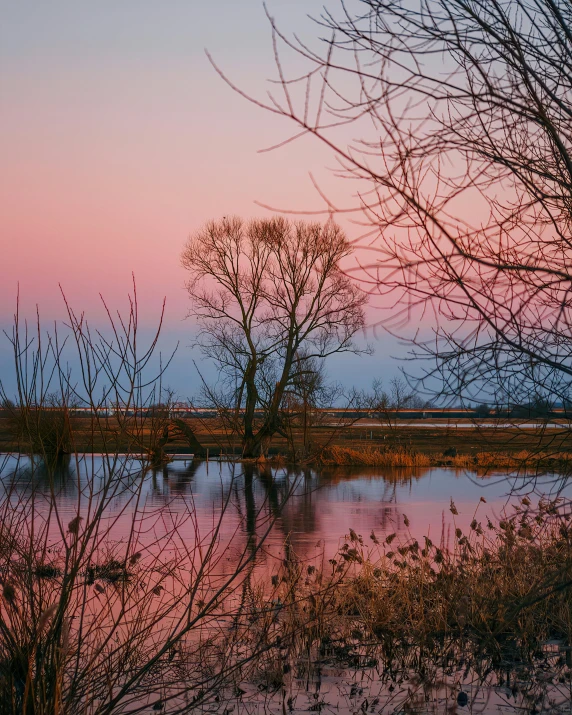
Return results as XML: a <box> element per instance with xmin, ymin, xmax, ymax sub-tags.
<box><xmin>1</xmin><ymin>453</ymin><xmax>570</xmax><ymax>568</ymax></box>
<box><xmin>1</xmin><ymin>454</ymin><xmax>571</xmax><ymax>714</ymax></box>
<box><xmin>1</xmin><ymin>453</ymin><xmax>568</xmax><ymax>560</ymax></box>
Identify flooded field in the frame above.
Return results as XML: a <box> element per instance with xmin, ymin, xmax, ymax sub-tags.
<box><xmin>0</xmin><ymin>453</ymin><xmax>568</xmax><ymax>556</ymax></box>
<box><xmin>1</xmin><ymin>453</ymin><xmax>571</xmax><ymax>714</ymax></box>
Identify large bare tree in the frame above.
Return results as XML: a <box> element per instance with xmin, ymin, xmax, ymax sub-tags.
<box><xmin>181</xmin><ymin>216</ymin><xmax>367</xmax><ymax>457</ymax></box>
<box><xmin>214</xmin><ymin>0</ymin><xmax>572</xmax><ymax>421</ymax></box>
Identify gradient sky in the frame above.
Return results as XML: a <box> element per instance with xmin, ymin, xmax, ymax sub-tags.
<box><xmin>0</xmin><ymin>1</ymin><xmax>404</xmax><ymax>396</ymax></box>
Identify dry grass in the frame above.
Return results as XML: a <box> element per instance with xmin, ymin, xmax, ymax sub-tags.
<box><xmin>317</xmin><ymin>445</ymin><xmax>432</xmax><ymax>467</ymax></box>
<box><xmin>276</xmin><ymin>499</ymin><xmax>572</xmax><ymax>657</ymax></box>
<box><xmin>315</xmin><ymin>445</ymin><xmax>572</xmax><ymax>472</ymax></box>
<box><xmin>240</xmin><ymin>497</ymin><xmax>572</xmax><ymax>712</ymax></box>
<box><xmin>450</xmin><ymin>449</ymin><xmax>572</xmax><ymax>471</ymax></box>
<box><xmin>197</xmin><ymin>496</ymin><xmax>572</xmax><ymax>713</ymax></box>
<box><xmin>331</xmin><ymin>499</ymin><xmax>572</xmax><ymax>661</ymax></box>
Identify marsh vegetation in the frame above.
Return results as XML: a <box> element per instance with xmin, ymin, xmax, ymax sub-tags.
<box><xmin>2</xmin><ymin>451</ymin><xmax>572</xmax><ymax>714</ymax></box>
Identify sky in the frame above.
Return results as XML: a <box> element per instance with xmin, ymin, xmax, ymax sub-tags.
<box><xmin>0</xmin><ymin>1</ymin><xmax>407</xmax><ymax>398</ymax></box>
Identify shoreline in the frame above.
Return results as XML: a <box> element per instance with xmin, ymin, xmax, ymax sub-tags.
<box><xmin>2</xmin><ymin>445</ymin><xmax>572</xmax><ymax>472</ymax></box>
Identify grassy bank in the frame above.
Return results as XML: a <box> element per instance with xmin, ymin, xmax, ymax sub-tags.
<box><xmin>4</xmin><ymin>414</ymin><xmax>572</xmax><ymax>471</ymax></box>
<box><xmin>316</xmin><ymin>444</ymin><xmax>572</xmax><ymax>471</ymax></box>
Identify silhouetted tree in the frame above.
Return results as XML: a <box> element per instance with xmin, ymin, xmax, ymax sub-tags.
<box><xmin>182</xmin><ymin>216</ymin><xmax>368</xmax><ymax>457</ymax></box>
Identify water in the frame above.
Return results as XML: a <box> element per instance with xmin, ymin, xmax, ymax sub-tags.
<box><xmin>1</xmin><ymin>453</ymin><xmax>571</xmax><ymax>714</ymax></box>
<box><xmin>1</xmin><ymin>453</ymin><xmax>568</xmax><ymax>560</ymax></box>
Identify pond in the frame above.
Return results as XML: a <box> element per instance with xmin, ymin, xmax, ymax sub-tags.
<box><xmin>1</xmin><ymin>453</ymin><xmax>571</xmax><ymax>714</ymax></box>
<box><xmin>1</xmin><ymin>454</ymin><xmax>568</xmax><ymax>559</ymax></box>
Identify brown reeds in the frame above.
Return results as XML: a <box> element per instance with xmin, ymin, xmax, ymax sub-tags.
<box><xmin>317</xmin><ymin>445</ymin><xmax>432</xmax><ymax>467</ymax></box>
<box><xmin>450</xmin><ymin>450</ymin><xmax>572</xmax><ymax>472</ymax></box>
<box><xmin>331</xmin><ymin>499</ymin><xmax>572</xmax><ymax>661</ymax></box>
<box><xmin>199</xmin><ymin>496</ymin><xmax>572</xmax><ymax>712</ymax></box>
<box><xmin>235</xmin><ymin>498</ymin><xmax>572</xmax><ymax>712</ymax></box>
<box><xmin>317</xmin><ymin>445</ymin><xmax>572</xmax><ymax>472</ymax></box>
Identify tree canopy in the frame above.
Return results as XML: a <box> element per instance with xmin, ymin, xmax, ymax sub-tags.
<box><xmin>182</xmin><ymin>216</ymin><xmax>367</xmax><ymax>457</ymax></box>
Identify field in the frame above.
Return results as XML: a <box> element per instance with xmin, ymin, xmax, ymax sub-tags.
<box><xmin>2</xmin><ymin>412</ymin><xmax>572</xmax><ymax>468</ymax></box>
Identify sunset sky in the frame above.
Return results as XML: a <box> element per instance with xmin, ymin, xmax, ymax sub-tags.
<box><xmin>0</xmin><ymin>1</ymin><xmax>402</xmax><ymax>396</ymax></box>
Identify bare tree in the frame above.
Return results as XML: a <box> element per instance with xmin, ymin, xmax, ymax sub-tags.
<box><xmin>279</xmin><ymin>352</ymin><xmax>345</xmax><ymax>458</ymax></box>
<box><xmin>213</xmin><ymin>0</ymin><xmax>572</xmax><ymax>434</ymax></box>
<box><xmin>181</xmin><ymin>216</ymin><xmax>368</xmax><ymax>458</ymax></box>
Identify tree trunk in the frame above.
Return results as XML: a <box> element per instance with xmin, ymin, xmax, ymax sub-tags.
<box><xmin>171</xmin><ymin>419</ymin><xmax>207</xmax><ymax>458</ymax></box>
<box><xmin>242</xmin><ymin>358</ymin><xmax>259</xmax><ymax>458</ymax></box>
<box><xmin>243</xmin><ymin>353</ymin><xmax>294</xmax><ymax>458</ymax></box>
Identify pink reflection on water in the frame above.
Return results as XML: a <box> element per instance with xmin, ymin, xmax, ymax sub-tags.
<box><xmin>2</xmin><ymin>455</ymin><xmax>565</xmax><ymax>567</ymax></box>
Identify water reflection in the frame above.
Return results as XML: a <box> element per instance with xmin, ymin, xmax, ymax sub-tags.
<box><xmin>1</xmin><ymin>454</ymin><xmax>570</xmax><ymax>714</ymax></box>
<box><xmin>1</xmin><ymin>454</ymin><xmax>570</xmax><ymax>562</ymax></box>
<box><xmin>5</xmin><ymin>454</ymin><xmax>78</xmax><ymax>496</ymax></box>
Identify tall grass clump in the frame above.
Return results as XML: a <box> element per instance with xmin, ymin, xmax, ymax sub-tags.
<box><xmin>239</xmin><ymin>500</ymin><xmax>572</xmax><ymax>713</ymax></box>
<box><xmin>365</xmin><ymin>512</ymin><xmax>566</xmax><ymax>641</ymax></box>
<box><xmin>317</xmin><ymin>445</ymin><xmax>431</xmax><ymax>467</ymax></box>
<box><xmin>322</xmin><ymin>498</ymin><xmax>572</xmax><ymax>681</ymax></box>
<box><xmin>192</xmin><ymin>498</ymin><xmax>572</xmax><ymax>713</ymax></box>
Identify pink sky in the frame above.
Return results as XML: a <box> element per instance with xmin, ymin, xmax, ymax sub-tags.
<box><xmin>0</xmin><ymin>1</ymin><xmax>407</xmax><ymax>393</ymax></box>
